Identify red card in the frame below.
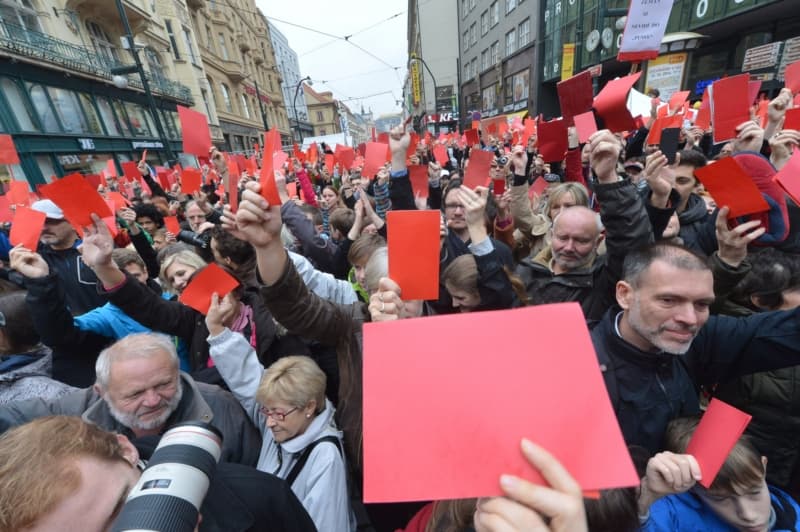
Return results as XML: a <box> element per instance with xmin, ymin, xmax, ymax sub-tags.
<box><xmin>286</xmin><ymin>182</ymin><xmax>298</xmax><ymax>199</ymax></box>
<box><xmin>10</xmin><ymin>205</ymin><xmax>45</xmax><ymax>250</ymax></box>
<box><xmin>685</xmin><ymin>399</ymin><xmax>752</xmax><ymax>488</ymax></box>
<box><xmin>784</xmin><ymin>108</ymin><xmax>800</xmax><ymax>131</ymax></box>
<box><xmin>711</xmin><ymin>75</ymin><xmax>750</xmax><ymax>144</ymax></box>
<box><xmin>362</xmin><ymin>302</ymin><xmax>638</xmax><ymax>502</ymax></box>
<box><xmin>39</xmin><ymin>173</ymin><xmax>113</xmax><ymax>228</ymax></box>
<box><xmin>177</xmin><ymin>105</ymin><xmax>212</xmax><ymax>157</ymax></box>
<box><xmin>178</xmin><ymin>263</ymin><xmax>240</xmax><ymax>315</ymax></box>
<box><xmin>773</xmin><ymin>150</ymin><xmax>800</xmax><ymax>206</ymax></box>
<box><xmin>120</xmin><ymin>161</ymin><xmax>139</xmax><ymax>183</ymax></box>
<box><xmin>406</xmin><ymin>132</ymin><xmax>419</xmax><ymax>159</ymax></box>
<box><xmin>357</xmin><ymin>143</ymin><xmax>366</xmax><ymax>157</ymax></box>
<box><xmin>85</xmin><ymin>174</ymin><xmax>102</xmax><ymax>190</ymax></box>
<box><xmin>273</xmin><ymin>150</ymin><xmax>289</xmax><ymax>176</ymax></box>
<box><xmin>748</xmin><ymin>80</ymin><xmax>762</xmax><ymax>106</ymax></box>
<box><xmin>785</xmin><ymin>60</ymin><xmax>800</xmax><ymax>94</ymax></box>
<box><xmin>557</xmin><ymin>71</ymin><xmax>593</xmax><ymax>126</ymax></box>
<box><xmin>307</xmin><ymin>142</ymin><xmax>318</xmax><ymax>165</ymax></box>
<box><xmin>573</xmin><ymin>111</ymin><xmax>598</xmax><ymax>144</ymax></box>
<box><xmin>377</xmin><ymin>132</ymin><xmax>389</xmax><ymax>145</ymax></box>
<box><xmin>105</xmin><ymin>159</ymin><xmax>117</xmax><ymax>178</ymax></box>
<box><xmin>163</xmin><ymin>215</ymin><xmax>181</xmax><ymax>235</ymax></box>
<box><xmin>363</xmin><ymin>142</ymin><xmax>390</xmax><ymax>178</ymax></box>
<box><xmin>408</xmin><ymin>165</ymin><xmax>428</xmax><ymax>199</ymax></box>
<box><xmin>695</xmin><ymin>157</ymin><xmax>769</xmax><ymax>218</ymax></box>
<box><xmin>259</xmin><ymin>129</ymin><xmax>282</xmax><ymax>206</ymax></box>
<box><xmin>432</xmin><ymin>145</ymin><xmax>448</xmax><ymax>166</ymax></box>
<box><xmin>226</xmin><ymin>158</ymin><xmax>239</xmax><ymax>213</ymax></box>
<box><xmin>324</xmin><ymin>154</ymin><xmax>334</xmax><ymax>174</ymax></box>
<box><xmin>387</xmin><ymin>210</ymin><xmax>440</xmax><ymax>300</ymax></box>
<box><xmin>0</xmin><ymin>196</ymin><xmax>12</xmax><ymax>223</ymax></box>
<box><xmin>107</xmin><ymin>191</ymin><xmax>131</xmax><ymax>211</ymax></box>
<box><xmin>538</xmin><ymin>118</ymin><xmax>568</xmax><ymax>163</ymax></box>
<box><xmin>7</xmin><ymin>180</ymin><xmax>29</xmax><ymax>207</ymax></box>
<box><xmin>695</xmin><ymin>87</ymin><xmax>711</xmax><ymax>131</ymax></box>
<box><xmin>181</xmin><ymin>168</ymin><xmax>202</xmax><ymax>195</ymax></box>
<box><xmin>668</xmin><ymin>90</ymin><xmax>690</xmax><ymax>111</ymax></box>
<box><xmin>0</xmin><ymin>134</ymin><xmax>19</xmax><ymax>165</ymax></box>
<box><xmin>464</xmin><ymin>128</ymin><xmax>479</xmax><ymax>146</ymax></box>
<box><xmin>493</xmin><ymin>178</ymin><xmax>505</xmax><ymax>195</ymax></box>
<box><xmin>464</xmin><ymin>149</ymin><xmax>494</xmax><ymax>189</ymax></box>
<box><xmin>140</xmin><ymin>149</ymin><xmax>147</xmax><ymax>163</ymax></box>
<box><xmin>156</xmin><ymin>170</ymin><xmax>170</xmax><ymax>191</ymax></box>
<box><xmin>523</xmin><ymin>118</ymin><xmax>537</xmax><ymax>144</ymax></box>
<box><xmin>593</xmin><ymin>72</ymin><xmax>642</xmax><ymax>132</ymax></box>
<box><xmin>646</xmin><ymin>115</ymin><xmax>683</xmax><ymax>145</ymax></box>
<box><xmin>335</xmin><ymin>145</ymin><xmax>355</xmax><ymax>171</ymax></box>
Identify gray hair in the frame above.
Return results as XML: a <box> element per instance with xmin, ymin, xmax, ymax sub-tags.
<box><xmin>364</xmin><ymin>246</ymin><xmax>388</xmax><ymax>295</ymax></box>
<box><xmin>95</xmin><ymin>332</ymin><xmax>179</xmax><ymax>390</ymax></box>
<box><xmin>622</xmin><ymin>242</ymin><xmax>710</xmax><ymax>289</ymax></box>
<box><xmin>552</xmin><ymin>205</ymin><xmax>604</xmax><ymax>233</ymax></box>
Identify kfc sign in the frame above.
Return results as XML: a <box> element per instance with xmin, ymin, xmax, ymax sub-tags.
<box><xmin>426</xmin><ymin>113</ymin><xmax>455</xmax><ymax>123</ymax></box>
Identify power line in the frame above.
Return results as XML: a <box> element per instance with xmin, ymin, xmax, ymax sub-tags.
<box><xmin>296</xmin><ymin>11</ymin><xmax>404</xmax><ymax>57</ymax></box>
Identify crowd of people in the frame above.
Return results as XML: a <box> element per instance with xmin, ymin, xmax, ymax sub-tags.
<box><xmin>0</xmin><ymin>77</ymin><xmax>800</xmax><ymax>531</ymax></box>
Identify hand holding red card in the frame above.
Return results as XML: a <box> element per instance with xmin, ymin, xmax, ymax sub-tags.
<box><xmin>39</xmin><ymin>173</ymin><xmax>113</xmax><ymax>229</ymax></box>
<box><xmin>463</xmin><ymin>150</ymin><xmax>494</xmax><ymax>189</ymax></box>
<box><xmin>711</xmin><ymin>75</ymin><xmax>750</xmax><ymax>144</ymax></box>
<box><xmin>407</xmin><ymin>165</ymin><xmax>429</xmax><ymax>199</ymax></box>
<box><xmin>695</xmin><ymin>157</ymin><xmax>769</xmax><ymax>218</ymax></box>
<box><xmin>387</xmin><ymin>210</ymin><xmax>440</xmax><ymax>300</ymax></box>
<box><xmin>177</xmin><ymin>105</ymin><xmax>212</xmax><ymax>157</ymax></box>
<box><xmin>10</xmin><ymin>205</ymin><xmax>45</xmax><ymax>251</ymax></box>
<box><xmin>593</xmin><ymin>72</ymin><xmax>641</xmax><ymax>132</ymax></box>
<box><xmin>685</xmin><ymin>399</ymin><xmax>752</xmax><ymax>488</ymax></box>
<box><xmin>178</xmin><ymin>263</ymin><xmax>239</xmax><ymax>315</ymax></box>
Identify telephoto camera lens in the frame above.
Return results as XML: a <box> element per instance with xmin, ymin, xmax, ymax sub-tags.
<box><xmin>111</xmin><ymin>422</ymin><xmax>223</xmax><ymax>532</ymax></box>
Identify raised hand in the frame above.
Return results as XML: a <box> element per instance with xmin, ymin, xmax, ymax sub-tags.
<box><xmin>9</xmin><ymin>246</ymin><xmax>49</xmax><ymax>278</ymax></box>
<box><xmin>206</xmin><ymin>292</ymin><xmax>237</xmax><ymax>336</ymax></box>
<box><xmin>643</xmin><ymin>150</ymin><xmax>675</xmax><ymax>207</ymax></box>
<box><xmin>234</xmin><ymin>182</ymin><xmax>283</xmax><ymax>249</ymax></box>
<box><xmin>587</xmin><ymin>130</ymin><xmax>622</xmax><ymax>183</ymax></box>
<box><xmin>78</xmin><ymin>214</ymin><xmax>116</xmax><ymax>269</ymax></box>
<box><xmin>368</xmin><ymin>277</ymin><xmax>405</xmax><ymax>322</ymax></box>
<box><xmin>715</xmin><ymin>206</ymin><xmax>765</xmax><ymax>268</ymax></box>
<box><xmin>769</xmin><ymin>129</ymin><xmax>800</xmax><ymax>170</ymax></box>
<box><xmin>733</xmin><ymin>121</ymin><xmax>765</xmax><ymax>154</ymax></box>
<box><xmin>638</xmin><ymin>451</ymin><xmax>701</xmax><ymax>517</ymax></box>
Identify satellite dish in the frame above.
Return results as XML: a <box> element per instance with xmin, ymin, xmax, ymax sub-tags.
<box><xmin>586</xmin><ymin>29</ymin><xmax>600</xmax><ymax>52</ymax></box>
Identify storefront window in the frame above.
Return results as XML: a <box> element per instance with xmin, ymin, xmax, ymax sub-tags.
<box><xmin>95</xmin><ymin>96</ymin><xmax>120</xmax><ymax>136</ymax></box>
<box><xmin>112</xmin><ymin>100</ymin><xmax>133</xmax><ymax>136</ymax></box>
<box><xmin>47</xmin><ymin>87</ymin><xmax>88</xmax><ymax>133</ymax></box>
<box><xmin>56</xmin><ymin>152</ymin><xmax>114</xmax><ymax>176</ymax></box>
<box><xmin>35</xmin><ymin>154</ymin><xmax>57</xmax><ymax>183</ymax></box>
<box><xmin>123</xmin><ymin>102</ymin><xmax>153</xmax><ymax>137</ymax></box>
<box><xmin>0</xmin><ymin>77</ymin><xmax>35</xmax><ymax>131</ymax></box>
<box><xmin>77</xmin><ymin>93</ymin><xmax>103</xmax><ymax>135</ymax></box>
<box><xmin>169</xmin><ymin>110</ymin><xmax>181</xmax><ymax>137</ymax></box>
<box><xmin>27</xmin><ymin>84</ymin><xmax>59</xmax><ymax>132</ymax></box>
<box><xmin>138</xmin><ymin>105</ymin><xmax>156</xmax><ymax>136</ymax></box>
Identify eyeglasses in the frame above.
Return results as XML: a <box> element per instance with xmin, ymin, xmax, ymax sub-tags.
<box><xmin>258</xmin><ymin>406</ymin><xmax>298</xmax><ymax>421</ymax></box>
<box><xmin>444</xmin><ymin>203</ymin><xmax>466</xmax><ymax>211</ymax></box>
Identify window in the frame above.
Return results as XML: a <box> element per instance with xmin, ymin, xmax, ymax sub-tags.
<box><xmin>490</xmin><ymin>41</ymin><xmax>499</xmax><ymax>65</ymax></box>
<box><xmin>481</xmin><ymin>49</ymin><xmax>489</xmax><ymax>71</ymax></box>
<box><xmin>165</xmin><ymin>20</ymin><xmax>180</xmax><ymax>60</ymax></box>
<box><xmin>505</xmin><ymin>28</ymin><xmax>516</xmax><ymax>56</ymax></box>
<box><xmin>182</xmin><ymin>27</ymin><xmax>198</xmax><ymax>64</ymax></box>
<box><xmin>506</xmin><ymin>0</ymin><xmax>516</xmax><ymax>14</ymax></box>
<box><xmin>480</xmin><ymin>11</ymin><xmax>488</xmax><ymax>35</ymax></box>
<box><xmin>469</xmin><ymin>0</ymin><xmax>476</xmax><ymax>9</ymax></box>
<box><xmin>240</xmin><ymin>93</ymin><xmax>250</xmax><ymax>119</ymax></box>
<box><xmin>123</xmin><ymin>102</ymin><xmax>153</xmax><ymax>136</ymax></box>
<box><xmin>77</xmin><ymin>93</ymin><xmax>103</xmax><ymax>135</ymax></box>
<box><xmin>469</xmin><ymin>23</ymin><xmax>476</xmax><ymax>45</ymax></box>
<box><xmin>220</xmin><ymin>83</ymin><xmax>232</xmax><ymax>112</ymax></box>
<box><xmin>205</xmin><ymin>24</ymin><xmax>213</xmax><ymax>50</ymax></box>
<box><xmin>461</xmin><ymin>0</ymin><xmax>467</xmax><ymax>17</ymax></box>
<box><xmin>111</xmin><ymin>100</ymin><xmax>133</xmax><ymax>136</ymax></box>
<box><xmin>316</xmin><ymin>110</ymin><xmax>324</xmax><ymax>122</ymax></box>
<box><xmin>1</xmin><ymin>77</ymin><xmax>36</xmax><ymax>131</ymax></box>
<box><xmin>201</xmin><ymin>89</ymin><xmax>212</xmax><ymax>120</ymax></box>
<box><xmin>489</xmin><ymin>1</ymin><xmax>499</xmax><ymax>27</ymax></box>
<box><xmin>47</xmin><ymin>87</ymin><xmax>88</xmax><ymax>133</ymax></box>
<box><xmin>218</xmin><ymin>33</ymin><xmax>229</xmax><ymax>60</ymax></box>
<box><xmin>86</xmin><ymin>21</ymin><xmax>118</xmax><ymax>64</ymax></box>
<box><xmin>95</xmin><ymin>96</ymin><xmax>120</xmax><ymax>136</ymax></box>
<box><xmin>462</xmin><ymin>31</ymin><xmax>469</xmax><ymax>51</ymax></box>
<box><xmin>470</xmin><ymin>58</ymin><xmax>477</xmax><ymax>78</ymax></box>
<box><xmin>0</xmin><ymin>0</ymin><xmax>41</xmax><ymax>31</ymax></box>
<box><xmin>518</xmin><ymin>18</ymin><xmax>530</xmax><ymax>48</ymax></box>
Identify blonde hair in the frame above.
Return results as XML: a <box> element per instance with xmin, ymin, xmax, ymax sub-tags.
<box><xmin>0</xmin><ymin>416</ymin><xmax>127</xmax><ymax>531</ymax></box>
<box><xmin>363</xmin><ymin>246</ymin><xmax>388</xmax><ymax>295</ymax></box>
<box><xmin>257</xmin><ymin>356</ymin><xmax>326</xmax><ymax>413</ymax></box>
<box><xmin>442</xmin><ymin>254</ymin><xmax>479</xmax><ymax>298</ymax></box>
<box><xmin>159</xmin><ymin>249</ymin><xmax>206</xmax><ymax>294</ymax></box>
<box><xmin>546</xmin><ymin>182</ymin><xmax>590</xmax><ymax>219</ymax></box>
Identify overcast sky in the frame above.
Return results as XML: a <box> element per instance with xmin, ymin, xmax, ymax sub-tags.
<box><xmin>255</xmin><ymin>0</ymin><xmax>408</xmax><ymax>118</ymax></box>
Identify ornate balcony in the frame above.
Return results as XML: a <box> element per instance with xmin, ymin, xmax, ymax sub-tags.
<box><xmin>186</xmin><ymin>0</ymin><xmax>205</xmax><ymax>9</ymax></box>
<box><xmin>0</xmin><ymin>21</ymin><xmax>193</xmax><ymax>104</ymax></box>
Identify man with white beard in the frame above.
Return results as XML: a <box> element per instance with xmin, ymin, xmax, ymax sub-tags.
<box><xmin>0</xmin><ymin>332</ymin><xmax>261</xmax><ymax>465</ymax></box>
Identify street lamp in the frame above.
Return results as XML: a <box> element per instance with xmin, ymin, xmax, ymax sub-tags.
<box><xmin>113</xmin><ymin>0</ymin><xmax>175</xmax><ymax>162</ymax></box>
<box><xmin>408</xmin><ymin>55</ymin><xmax>438</xmax><ymax>130</ymax></box>
<box><xmin>292</xmin><ymin>76</ymin><xmax>311</xmax><ymax>143</ymax></box>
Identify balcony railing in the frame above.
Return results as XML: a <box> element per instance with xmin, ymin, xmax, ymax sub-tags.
<box><xmin>0</xmin><ymin>21</ymin><xmax>194</xmax><ymax>105</ymax></box>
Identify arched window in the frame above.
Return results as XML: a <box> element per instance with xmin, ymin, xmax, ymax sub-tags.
<box><xmin>0</xmin><ymin>0</ymin><xmax>41</xmax><ymax>32</ymax></box>
<box><xmin>86</xmin><ymin>20</ymin><xmax>118</xmax><ymax>64</ymax></box>
<box><xmin>220</xmin><ymin>83</ymin><xmax>232</xmax><ymax>113</ymax></box>
<box><xmin>240</xmin><ymin>93</ymin><xmax>250</xmax><ymax>119</ymax></box>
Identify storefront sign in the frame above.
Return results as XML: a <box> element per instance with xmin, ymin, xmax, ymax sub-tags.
<box><xmin>778</xmin><ymin>36</ymin><xmax>800</xmax><ymax>82</ymax></box>
<box><xmin>132</xmin><ymin>141</ymin><xmax>164</xmax><ymax>149</ymax></box>
<box><xmin>561</xmin><ymin>44</ymin><xmax>576</xmax><ymax>81</ymax></box>
<box><xmin>77</xmin><ymin>138</ymin><xmax>95</xmax><ymax>150</ymax></box>
<box><xmin>410</xmin><ymin>55</ymin><xmax>422</xmax><ymax>106</ymax></box>
<box><xmin>645</xmin><ymin>52</ymin><xmax>688</xmax><ymax>101</ymax></box>
<box><xmin>742</xmin><ymin>42</ymin><xmax>782</xmax><ymax>72</ymax></box>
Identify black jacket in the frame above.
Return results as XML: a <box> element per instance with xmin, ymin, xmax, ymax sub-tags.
<box><xmin>592</xmin><ymin>305</ymin><xmax>800</xmax><ymax>453</ymax></box>
<box><xmin>38</xmin><ymin>243</ymin><xmax>107</xmax><ymax>315</ymax></box>
<box><xmin>516</xmin><ymin>178</ymin><xmax>653</xmax><ymax>321</ymax></box>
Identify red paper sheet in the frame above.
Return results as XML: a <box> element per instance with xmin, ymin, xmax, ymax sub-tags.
<box><xmin>163</xmin><ymin>215</ymin><xmax>181</xmax><ymax>235</ymax></box>
<box><xmin>7</xmin><ymin>180</ymin><xmax>29</xmax><ymax>207</ymax></box>
<box><xmin>107</xmin><ymin>191</ymin><xmax>131</xmax><ymax>211</ymax></box>
<box><xmin>695</xmin><ymin>157</ymin><xmax>769</xmax><ymax>218</ymax></box>
<box><xmin>557</xmin><ymin>71</ymin><xmax>593</xmax><ymax>126</ymax></box>
<box><xmin>668</xmin><ymin>90</ymin><xmax>690</xmax><ymax>111</ymax></box>
<box><xmin>377</xmin><ymin>132</ymin><xmax>389</xmax><ymax>145</ymax></box>
<box><xmin>464</xmin><ymin>150</ymin><xmax>494</xmax><ymax>189</ymax></box>
<box><xmin>227</xmin><ymin>157</ymin><xmax>239</xmax><ymax>213</ymax></box>
<box><xmin>273</xmin><ymin>150</ymin><xmax>289</xmax><ymax>176</ymax></box>
<box><xmin>259</xmin><ymin>129</ymin><xmax>282</xmax><ymax>206</ymax></box>
<box><xmin>286</xmin><ymin>182</ymin><xmax>298</xmax><ymax>199</ymax></box>
<box><xmin>181</xmin><ymin>168</ymin><xmax>202</xmax><ymax>195</ymax></box>
<box><xmin>387</xmin><ymin>210</ymin><xmax>439</xmax><ymax>300</ymax></box>
<box><xmin>363</xmin><ymin>142</ymin><xmax>390</xmax><ymax>178</ymax></box>
<box><xmin>646</xmin><ymin>115</ymin><xmax>684</xmax><ymax>145</ymax></box>
<box><xmin>177</xmin><ymin>105</ymin><xmax>212</xmax><ymax>157</ymax></box>
<box><xmin>0</xmin><ymin>134</ymin><xmax>19</xmax><ymax>165</ymax></box>
<box><xmin>178</xmin><ymin>263</ymin><xmax>239</xmax><ymax>315</ymax></box>
<box><xmin>0</xmin><ymin>196</ymin><xmax>12</xmax><ymax>223</ymax></box>
<box><xmin>748</xmin><ymin>80</ymin><xmax>762</xmax><ymax>105</ymax></box>
<box><xmin>711</xmin><ymin>75</ymin><xmax>750</xmax><ymax>144</ymax></box>
<box><xmin>408</xmin><ymin>165</ymin><xmax>428</xmax><ymax>199</ymax></box>
<box><xmin>10</xmin><ymin>205</ymin><xmax>45</xmax><ymax>250</ymax></box>
<box><xmin>464</xmin><ymin>128</ymin><xmax>479</xmax><ymax>146</ymax></box>
<box><xmin>362</xmin><ymin>302</ymin><xmax>639</xmax><ymax>502</ymax></box>
<box><xmin>773</xmin><ymin>150</ymin><xmax>800</xmax><ymax>206</ymax></box>
<box><xmin>121</xmin><ymin>161</ymin><xmax>139</xmax><ymax>183</ymax></box>
<box><xmin>685</xmin><ymin>399</ymin><xmax>752</xmax><ymax>488</ymax></box>
<box><xmin>695</xmin><ymin>87</ymin><xmax>711</xmax><ymax>131</ymax></box>
<box><xmin>39</xmin><ymin>173</ymin><xmax>112</xmax><ymax>228</ymax></box>
<box><xmin>432</xmin><ymin>145</ymin><xmax>448</xmax><ymax>166</ymax></box>
<box><xmin>573</xmin><ymin>111</ymin><xmax>598</xmax><ymax>144</ymax></box>
<box><xmin>593</xmin><ymin>72</ymin><xmax>642</xmax><ymax>132</ymax></box>
<box><xmin>538</xmin><ymin>118</ymin><xmax>568</xmax><ymax>163</ymax></box>
<box><xmin>523</xmin><ymin>118</ymin><xmax>537</xmax><ymax>144</ymax></box>
<box><xmin>357</xmin><ymin>143</ymin><xmax>366</xmax><ymax>157</ymax></box>
<box><xmin>406</xmin><ymin>132</ymin><xmax>419</xmax><ymax>159</ymax></box>
<box><xmin>785</xmin><ymin>60</ymin><xmax>800</xmax><ymax>94</ymax></box>
<box><xmin>156</xmin><ymin>170</ymin><xmax>171</xmax><ymax>191</ymax></box>
<box><xmin>324</xmin><ymin>154</ymin><xmax>334</xmax><ymax>174</ymax></box>
<box><xmin>85</xmin><ymin>174</ymin><xmax>102</xmax><ymax>190</ymax></box>
<box><xmin>784</xmin><ymin>108</ymin><xmax>800</xmax><ymax>131</ymax></box>
<box><xmin>335</xmin><ymin>145</ymin><xmax>355</xmax><ymax>171</ymax></box>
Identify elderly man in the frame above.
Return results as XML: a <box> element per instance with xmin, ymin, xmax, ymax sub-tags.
<box><xmin>0</xmin><ymin>416</ymin><xmax>315</xmax><ymax>532</ymax></box>
<box><xmin>515</xmin><ymin>130</ymin><xmax>655</xmax><ymax>320</ymax></box>
<box><xmin>0</xmin><ymin>332</ymin><xmax>261</xmax><ymax>465</ymax></box>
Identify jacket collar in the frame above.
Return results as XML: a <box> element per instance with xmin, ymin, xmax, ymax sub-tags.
<box><xmin>278</xmin><ymin>398</ymin><xmax>340</xmax><ymax>454</ymax></box>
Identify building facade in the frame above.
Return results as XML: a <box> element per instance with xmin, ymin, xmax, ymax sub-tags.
<box><xmin>186</xmin><ymin>0</ymin><xmax>292</xmax><ymax>150</ymax></box>
<box><xmin>374</xmin><ymin>112</ymin><xmax>402</xmax><ymax>133</ymax></box>
<box><xmin>457</xmin><ymin>0</ymin><xmax>539</xmax><ymax>131</ymax></box>
<box><xmin>406</xmin><ymin>0</ymin><xmax>461</xmax><ymax>134</ymax></box>
<box><xmin>0</xmin><ymin>0</ymin><xmax>198</xmax><ymax>185</ymax></box>
<box><xmin>268</xmin><ymin>21</ymin><xmax>312</xmax><ymax>143</ymax></box>
<box><xmin>538</xmin><ymin>0</ymin><xmax>798</xmax><ymax>117</ymax></box>
<box><xmin>303</xmin><ymin>84</ymin><xmax>341</xmax><ymax>138</ymax></box>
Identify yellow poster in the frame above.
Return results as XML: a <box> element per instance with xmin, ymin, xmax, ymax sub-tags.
<box><xmin>561</xmin><ymin>43</ymin><xmax>576</xmax><ymax>81</ymax></box>
<box><xmin>410</xmin><ymin>55</ymin><xmax>422</xmax><ymax>105</ymax></box>
<box><xmin>644</xmin><ymin>52</ymin><xmax>688</xmax><ymax>101</ymax></box>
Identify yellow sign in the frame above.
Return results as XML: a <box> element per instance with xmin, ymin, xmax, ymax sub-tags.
<box><xmin>410</xmin><ymin>55</ymin><xmax>422</xmax><ymax>105</ymax></box>
<box><xmin>644</xmin><ymin>52</ymin><xmax>688</xmax><ymax>101</ymax></box>
<box><xmin>561</xmin><ymin>43</ymin><xmax>576</xmax><ymax>81</ymax></box>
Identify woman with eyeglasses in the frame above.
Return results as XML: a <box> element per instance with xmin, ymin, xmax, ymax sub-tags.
<box><xmin>205</xmin><ymin>293</ymin><xmax>353</xmax><ymax>532</ymax></box>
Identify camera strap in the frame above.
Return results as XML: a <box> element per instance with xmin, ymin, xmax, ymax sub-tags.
<box><xmin>286</xmin><ymin>435</ymin><xmax>343</xmax><ymax>487</ymax></box>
